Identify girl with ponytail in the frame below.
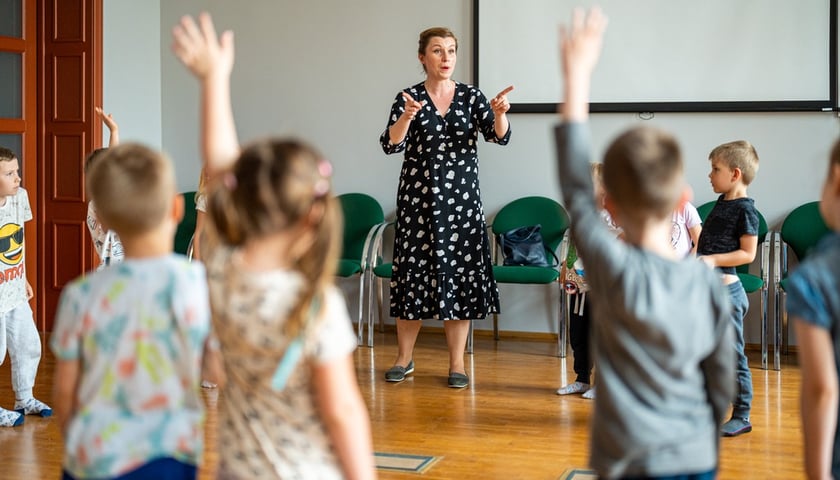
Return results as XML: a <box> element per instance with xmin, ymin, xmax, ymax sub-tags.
<box><xmin>173</xmin><ymin>13</ymin><xmax>375</xmax><ymax>480</ymax></box>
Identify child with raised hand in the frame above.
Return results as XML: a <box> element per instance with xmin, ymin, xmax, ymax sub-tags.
<box><xmin>51</xmin><ymin>143</ymin><xmax>211</xmax><ymax>479</ymax></box>
<box><xmin>789</xmin><ymin>139</ymin><xmax>840</xmax><ymax>480</ymax></box>
<box><xmin>696</xmin><ymin>140</ymin><xmax>760</xmax><ymax>437</ymax></box>
<box><xmin>85</xmin><ymin>107</ymin><xmax>125</xmax><ymax>270</ymax></box>
<box><xmin>555</xmin><ymin>8</ymin><xmax>734</xmax><ymax>479</ymax></box>
<box><xmin>172</xmin><ymin>13</ymin><xmax>376</xmax><ymax>480</ymax></box>
<box><xmin>0</xmin><ymin>147</ymin><xmax>51</xmax><ymax>427</ymax></box>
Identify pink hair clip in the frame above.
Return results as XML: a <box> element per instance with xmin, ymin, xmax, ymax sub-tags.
<box><xmin>318</xmin><ymin>159</ymin><xmax>333</xmax><ymax>178</ymax></box>
<box><xmin>313</xmin><ymin>159</ymin><xmax>333</xmax><ymax>198</ymax></box>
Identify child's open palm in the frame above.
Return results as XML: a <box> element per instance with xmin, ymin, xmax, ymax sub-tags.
<box><xmin>560</xmin><ymin>7</ymin><xmax>608</xmax><ymax>82</ymax></box>
<box><xmin>172</xmin><ymin>12</ymin><xmax>234</xmax><ymax>81</ymax></box>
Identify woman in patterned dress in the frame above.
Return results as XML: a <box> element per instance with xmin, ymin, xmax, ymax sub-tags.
<box><xmin>379</xmin><ymin>27</ymin><xmax>513</xmax><ymax>388</ymax></box>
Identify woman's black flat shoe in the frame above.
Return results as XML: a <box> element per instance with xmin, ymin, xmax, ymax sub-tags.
<box><xmin>384</xmin><ymin>360</ymin><xmax>415</xmax><ymax>382</ymax></box>
<box><xmin>448</xmin><ymin>372</ymin><xmax>469</xmax><ymax>388</ymax></box>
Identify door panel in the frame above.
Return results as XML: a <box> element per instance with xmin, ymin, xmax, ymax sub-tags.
<box><xmin>40</xmin><ymin>0</ymin><xmax>101</xmax><ymax>331</ymax></box>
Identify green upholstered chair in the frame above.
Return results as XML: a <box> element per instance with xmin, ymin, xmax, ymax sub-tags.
<box><xmin>336</xmin><ymin>193</ymin><xmax>385</xmax><ymax>347</ymax></box>
<box><xmin>774</xmin><ymin>201</ymin><xmax>831</xmax><ymax>368</ymax></box>
<box><xmin>697</xmin><ymin>201</ymin><xmax>771</xmax><ymax>369</ymax></box>
<box><xmin>174</xmin><ymin>191</ymin><xmax>198</xmax><ymax>256</ymax></box>
<box><xmin>490</xmin><ymin>196</ymin><xmax>571</xmax><ymax>357</ymax></box>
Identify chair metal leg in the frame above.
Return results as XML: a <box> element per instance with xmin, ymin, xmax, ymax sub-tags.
<box><xmin>772</xmin><ymin>231</ymin><xmax>782</xmax><ymax>371</ymax></box>
<box><xmin>467</xmin><ymin>319</ymin><xmax>474</xmax><ymax>354</ymax></box>
<box><xmin>760</xmin><ymin>285</ymin><xmax>768</xmax><ymax>370</ymax></box>
<box><xmin>493</xmin><ymin>313</ymin><xmax>500</xmax><ymax>340</ymax></box>
<box><xmin>558</xmin><ymin>290</ymin><xmax>568</xmax><ymax>358</ymax></box>
<box><xmin>357</xmin><ymin>273</ymin><xmax>368</xmax><ymax>348</ymax></box>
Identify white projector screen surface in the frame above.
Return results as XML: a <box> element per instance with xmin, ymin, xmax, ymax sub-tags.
<box><xmin>476</xmin><ymin>0</ymin><xmax>833</xmax><ymax>111</ymax></box>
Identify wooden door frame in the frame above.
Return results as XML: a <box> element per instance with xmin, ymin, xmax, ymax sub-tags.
<box><xmin>0</xmin><ymin>0</ymin><xmax>39</xmax><ymax>328</ymax></box>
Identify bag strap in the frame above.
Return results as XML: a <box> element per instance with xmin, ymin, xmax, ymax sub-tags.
<box><xmin>270</xmin><ymin>294</ymin><xmax>322</xmax><ymax>391</ymax></box>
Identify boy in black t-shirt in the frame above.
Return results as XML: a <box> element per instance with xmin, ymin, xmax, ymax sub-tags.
<box><xmin>696</xmin><ymin>140</ymin><xmax>760</xmax><ymax>437</ymax></box>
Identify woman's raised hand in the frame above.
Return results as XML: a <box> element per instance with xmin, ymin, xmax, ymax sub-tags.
<box><xmin>490</xmin><ymin>85</ymin><xmax>515</xmax><ymax>115</ymax></box>
<box><xmin>172</xmin><ymin>12</ymin><xmax>234</xmax><ymax>81</ymax></box>
<box><xmin>401</xmin><ymin>92</ymin><xmax>424</xmax><ymax>121</ymax></box>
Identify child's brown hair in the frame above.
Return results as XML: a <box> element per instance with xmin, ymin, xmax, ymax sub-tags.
<box><xmin>0</xmin><ymin>147</ymin><xmax>17</xmax><ymax>163</ymax></box>
<box><xmin>209</xmin><ymin>138</ymin><xmax>341</xmax><ymax>337</ymax></box>
<box><xmin>602</xmin><ymin>126</ymin><xmax>684</xmax><ymax>222</ymax></box>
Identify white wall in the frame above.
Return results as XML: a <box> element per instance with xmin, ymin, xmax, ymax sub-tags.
<box><xmin>102</xmin><ymin>1</ymin><xmax>840</xmax><ymax>345</ymax></box>
<box><xmin>102</xmin><ymin>0</ymin><xmax>162</xmax><ymax>149</ymax></box>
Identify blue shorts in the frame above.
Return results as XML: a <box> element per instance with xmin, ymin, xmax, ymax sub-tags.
<box><xmin>62</xmin><ymin>457</ymin><xmax>197</xmax><ymax>480</ymax></box>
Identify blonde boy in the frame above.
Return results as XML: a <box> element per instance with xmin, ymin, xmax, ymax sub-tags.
<box><xmin>555</xmin><ymin>9</ymin><xmax>735</xmax><ymax>478</ymax></box>
<box><xmin>0</xmin><ymin>147</ymin><xmax>51</xmax><ymax>427</ymax></box>
<box><xmin>51</xmin><ymin>144</ymin><xmax>210</xmax><ymax>479</ymax></box>
<box><xmin>696</xmin><ymin>140</ymin><xmax>760</xmax><ymax>437</ymax></box>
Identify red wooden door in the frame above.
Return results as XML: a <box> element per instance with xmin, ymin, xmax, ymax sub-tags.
<box><xmin>39</xmin><ymin>0</ymin><xmax>101</xmax><ymax>331</ymax></box>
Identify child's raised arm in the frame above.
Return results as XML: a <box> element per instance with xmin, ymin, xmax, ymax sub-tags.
<box><xmin>559</xmin><ymin>7</ymin><xmax>607</xmax><ymax>122</ymax></box>
<box><xmin>172</xmin><ymin>13</ymin><xmax>240</xmax><ymax>180</ymax></box>
<box><xmin>94</xmin><ymin>107</ymin><xmax>119</xmax><ymax>147</ymax></box>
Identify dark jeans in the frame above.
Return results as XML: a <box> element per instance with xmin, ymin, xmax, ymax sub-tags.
<box><xmin>569</xmin><ymin>292</ymin><xmax>593</xmax><ymax>384</ymax></box>
<box><xmin>62</xmin><ymin>458</ymin><xmax>197</xmax><ymax>480</ymax></box>
<box><xmin>618</xmin><ymin>469</ymin><xmax>716</xmax><ymax>480</ymax></box>
<box><xmin>727</xmin><ymin>281</ymin><xmax>752</xmax><ymax>419</ymax></box>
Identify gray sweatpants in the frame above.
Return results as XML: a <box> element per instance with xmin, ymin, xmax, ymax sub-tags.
<box><xmin>0</xmin><ymin>302</ymin><xmax>40</xmax><ymax>399</ymax></box>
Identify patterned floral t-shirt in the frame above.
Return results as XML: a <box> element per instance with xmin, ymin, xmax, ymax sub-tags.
<box><xmin>0</xmin><ymin>188</ymin><xmax>32</xmax><ymax>313</ymax></box>
<box><xmin>50</xmin><ymin>255</ymin><xmax>210</xmax><ymax>478</ymax></box>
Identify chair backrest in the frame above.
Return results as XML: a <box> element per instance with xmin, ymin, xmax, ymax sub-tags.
<box><xmin>174</xmin><ymin>191</ymin><xmax>198</xmax><ymax>255</ymax></box>
<box><xmin>696</xmin><ymin>200</ymin><xmax>768</xmax><ymax>275</ymax></box>
<box><xmin>338</xmin><ymin>193</ymin><xmax>385</xmax><ymax>261</ymax></box>
<box><xmin>780</xmin><ymin>201</ymin><xmax>830</xmax><ymax>261</ymax></box>
<box><xmin>491</xmin><ymin>196</ymin><xmax>571</xmax><ymax>253</ymax></box>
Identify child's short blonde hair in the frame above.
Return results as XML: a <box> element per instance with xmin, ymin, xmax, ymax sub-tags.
<box><xmin>86</xmin><ymin>143</ymin><xmax>175</xmax><ymax>236</ymax></box>
<box><xmin>709</xmin><ymin>140</ymin><xmax>759</xmax><ymax>186</ymax></box>
<box><xmin>602</xmin><ymin>126</ymin><xmax>684</xmax><ymax>222</ymax></box>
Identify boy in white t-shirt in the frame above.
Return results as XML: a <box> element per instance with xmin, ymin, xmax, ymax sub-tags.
<box><xmin>671</xmin><ymin>201</ymin><xmax>702</xmax><ymax>257</ymax></box>
<box><xmin>0</xmin><ymin>147</ymin><xmax>52</xmax><ymax>427</ymax></box>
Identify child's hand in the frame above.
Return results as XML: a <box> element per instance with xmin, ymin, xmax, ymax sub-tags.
<box><xmin>172</xmin><ymin>12</ymin><xmax>234</xmax><ymax>81</ymax></box>
<box><xmin>560</xmin><ymin>7</ymin><xmax>608</xmax><ymax>84</ymax></box>
<box><xmin>94</xmin><ymin>107</ymin><xmax>118</xmax><ymax>132</ymax></box>
<box><xmin>95</xmin><ymin>107</ymin><xmax>120</xmax><ymax>146</ymax></box>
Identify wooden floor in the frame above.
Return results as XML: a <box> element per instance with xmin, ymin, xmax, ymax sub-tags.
<box><xmin>0</xmin><ymin>331</ymin><xmax>804</xmax><ymax>479</ymax></box>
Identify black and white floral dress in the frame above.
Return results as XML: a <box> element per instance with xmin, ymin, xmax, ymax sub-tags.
<box><xmin>379</xmin><ymin>81</ymin><xmax>511</xmax><ymax>320</ymax></box>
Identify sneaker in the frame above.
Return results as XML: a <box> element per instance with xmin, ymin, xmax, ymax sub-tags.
<box><xmin>384</xmin><ymin>360</ymin><xmax>415</xmax><ymax>382</ymax></box>
<box><xmin>14</xmin><ymin>397</ymin><xmax>52</xmax><ymax>417</ymax></box>
<box><xmin>556</xmin><ymin>381</ymin><xmax>590</xmax><ymax>395</ymax></box>
<box><xmin>721</xmin><ymin>417</ymin><xmax>752</xmax><ymax>437</ymax></box>
<box><xmin>200</xmin><ymin>380</ymin><xmax>217</xmax><ymax>389</ymax></box>
<box><xmin>582</xmin><ymin>387</ymin><xmax>596</xmax><ymax>399</ymax></box>
<box><xmin>447</xmin><ymin>372</ymin><xmax>469</xmax><ymax>389</ymax></box>
<box><xmin>0</xmin><ymin>407</ymin><xmax>23</xmax><ymax>427</ymax></box>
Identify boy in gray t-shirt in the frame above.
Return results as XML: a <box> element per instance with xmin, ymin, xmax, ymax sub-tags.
<box><xmin>555</xmin><ymin>9</ymin><xmax>735</xmax><ymax>478</ymax></box>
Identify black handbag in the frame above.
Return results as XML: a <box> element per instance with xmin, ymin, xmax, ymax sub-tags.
<box><xmin>498</xmin><ymin>225</ymin><xmax>558</xmax><ymax>267</ymax></box>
